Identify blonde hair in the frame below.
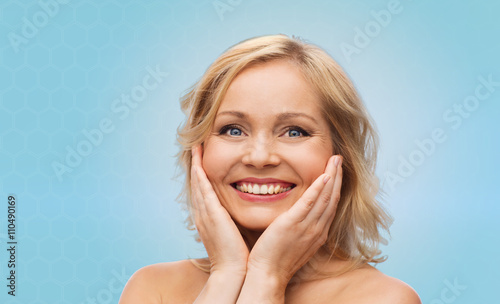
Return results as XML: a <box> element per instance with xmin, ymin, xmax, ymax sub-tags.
<box><xmin>176</xmin><ymin>34</ymin><xmax>392</xmax><ymax>280</ymax></box>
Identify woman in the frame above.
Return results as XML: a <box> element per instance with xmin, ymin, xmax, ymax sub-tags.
<box><xmin>120</xmin><ymin>34</ymin><xmax>421</xmax><ymax>303</ymax></box>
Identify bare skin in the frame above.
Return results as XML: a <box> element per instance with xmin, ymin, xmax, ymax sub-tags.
<box><xmin>120</xmin><ymin>258</ymin><xmax>420</xmax><ymax>303</ymax></box>
<box><xmin>120</xmin><ymin>61</ymin><xmax>421</xmax><ymax>304</ymax></box>
<box><xmin>120</xmin><ymin>149</ymin><xmax>419</xmax><ymax>303</ymax></box>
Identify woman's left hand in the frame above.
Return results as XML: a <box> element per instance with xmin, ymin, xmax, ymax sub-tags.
<box><xmin>246</xmin><ymin>155</ymin><xmax>343</xmax><ymax>289</ymax></box>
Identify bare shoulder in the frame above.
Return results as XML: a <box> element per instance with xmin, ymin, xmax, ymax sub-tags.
<box><xmin>119</xmin><ymin>259</ymin><xmax>209</xmax><ymax>304</ymax></box>
<box><xmin>344</xmin><ymin>266</ymin><xmax>421</xmax><ymax>304</ymax></box>
<box><xmin>289</xmin><ymin>263</ymin><xmax>420</xmax><ymax>304</ymax></box>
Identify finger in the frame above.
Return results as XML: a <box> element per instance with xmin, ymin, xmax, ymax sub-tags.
<box><xmin>191</xmin><ymin>152</ymin><xmax>224</xmax><ymax>218</ymax></box>
<box><xmin>191</xmin><ymin>145</ymin><xmax>207</xmax><ymax>214</ymax></box>
<box><xmin>191</xmin><ymin>164</ymin><xmax>207</xmax><ymax>216</ymax></box>
<box><xmin>318</xmin><ymin>156</ymin><xmax>343</xmax><ymax>226</ymax></box>
<box><xmin>191</xmin><ymin>144</ymin><xmax>213</xmax><ymax>197</ymax></box>
<box><xmin>191</xmin><ymin>144</ymin><xmax>203</xmax><ymax>168</ymax></box>
<box><xmin>286</xmin><ymin>172</ymin><xmax>330</xmax><ymax>223</ymax></box>
<box><xmin>196</xmin><ymin>166</ymin><xmax>220</xmax><ymax>207</ymax></box>
<box><xmin>308</xmin><ymin>156</ymin><xmax>337</xmax><ymax>219</ymax></box>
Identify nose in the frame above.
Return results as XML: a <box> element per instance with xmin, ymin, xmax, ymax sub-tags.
<box><xmin>241</xmin><ymin>136</ymin><xmax>280</xmax><ymax>169</ymax></box>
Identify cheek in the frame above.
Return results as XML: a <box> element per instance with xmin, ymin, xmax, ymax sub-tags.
<box><xmin>296</xmin><ymin>159</ymin><xmax>328</xmax><ymax>184</ymax></box>
<box><xmin>283</xmin><ymin>143</ymin><xmax>332</xmax><ymax>184</ymax></box>
<box><xmin>202</xmin><ymin>140</ymin><xmax>233</xmax><ymax>184</ymax></box>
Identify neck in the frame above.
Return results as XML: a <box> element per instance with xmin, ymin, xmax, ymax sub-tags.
<box><xmin>238</xmin><ymin>226</ymin><xmax>263</xmax><ymax>249</ymax></box>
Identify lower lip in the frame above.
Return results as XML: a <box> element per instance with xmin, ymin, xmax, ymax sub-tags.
<box><xmin>233</xmin><ymin>187</ymin><xmax>293</xmax><ymax>202</ymax></box>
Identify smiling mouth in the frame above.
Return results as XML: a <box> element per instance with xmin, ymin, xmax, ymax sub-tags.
<box><xmin>231</xmin><ymin>182</ymin><xmax>296</xmax><ymax>195</ymax></box>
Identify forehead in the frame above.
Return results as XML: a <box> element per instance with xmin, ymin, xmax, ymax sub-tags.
<box><xmin>218</xmin><ymin>60</ymin><xmax>323</xmax><ymax>116</ymax></box>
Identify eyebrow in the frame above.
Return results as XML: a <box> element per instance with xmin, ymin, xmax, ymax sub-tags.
<box><xmin>217</xmin><ymin>111</ymin><xmax>317</xmax><ymax>123</ymax></box>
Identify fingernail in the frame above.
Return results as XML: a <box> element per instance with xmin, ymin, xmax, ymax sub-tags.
<box><xmin>334</xmin><ymin>156</ymin><xmax>340</xmax><ymax>166</ymax></box>
<box><xmin>323</xmin><ymin>174</ymin><xmax>331</xmax><ymax>184</ymax></box>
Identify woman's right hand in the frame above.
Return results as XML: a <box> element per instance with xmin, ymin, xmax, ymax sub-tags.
<box><xmin>191</xmin><ymin>144</ymin><xmax>249</xmax><ymax>276</ymax></box>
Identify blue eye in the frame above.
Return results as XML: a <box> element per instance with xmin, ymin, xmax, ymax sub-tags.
<box><xmin>219</xmin><ymin>125</ymin><xmax>243</xmax><ymax>136</ymax></box>
<box><xmin>288</xmin><ymin>129</ymin><xmax>302</xmax><ymax>137</ymax></box>
<box><xmin>228</xmin><ymin>128</ymin><xmax>242</xmax><ymax>136</ymax></box>
<box><xmin>285</xmin><ymin>127</ymin><xmax>309</xmax><ymax>138</ymax></box>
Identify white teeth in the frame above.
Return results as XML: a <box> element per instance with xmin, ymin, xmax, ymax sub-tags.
<box><xmin>274</xmin><ymin>185</ymin><xmax>281</xmax><ymax>194</ymax></box>
<box><xmin>268</xmin><ymin>185</ymin><xmax>274</xmax><ymax>194</ymax></box>
<box><xmin>252</xmin><ymin>184</ymin><xmax>259</xmax><ymax>194</ymax></box>
<box><xmin>235</xmin><ymin>183</ymin><xmax>293</xmax><ymax>195</ymax></box>
<box><xmin>260</xmin><ymin>184</ymin><xmax>268</xmax><ymax>194</ymax></box>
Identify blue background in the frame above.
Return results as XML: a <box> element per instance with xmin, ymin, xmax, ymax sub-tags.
<box><xmin>1</xmin><ymin>0</ymin><xmax>499</xmax><ymax>303</ymax></box>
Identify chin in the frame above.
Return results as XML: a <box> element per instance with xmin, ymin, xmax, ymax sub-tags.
<box><xmin>231</xmin><ymin>207</ymin><xmax>283</xmax><ymax>232</ymax></box>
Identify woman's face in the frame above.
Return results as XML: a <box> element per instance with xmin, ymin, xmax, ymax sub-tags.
<box><xmin>202</xmin><ymin>60</ymin><xmax>334</xmax><ymax>231</ymax></box>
